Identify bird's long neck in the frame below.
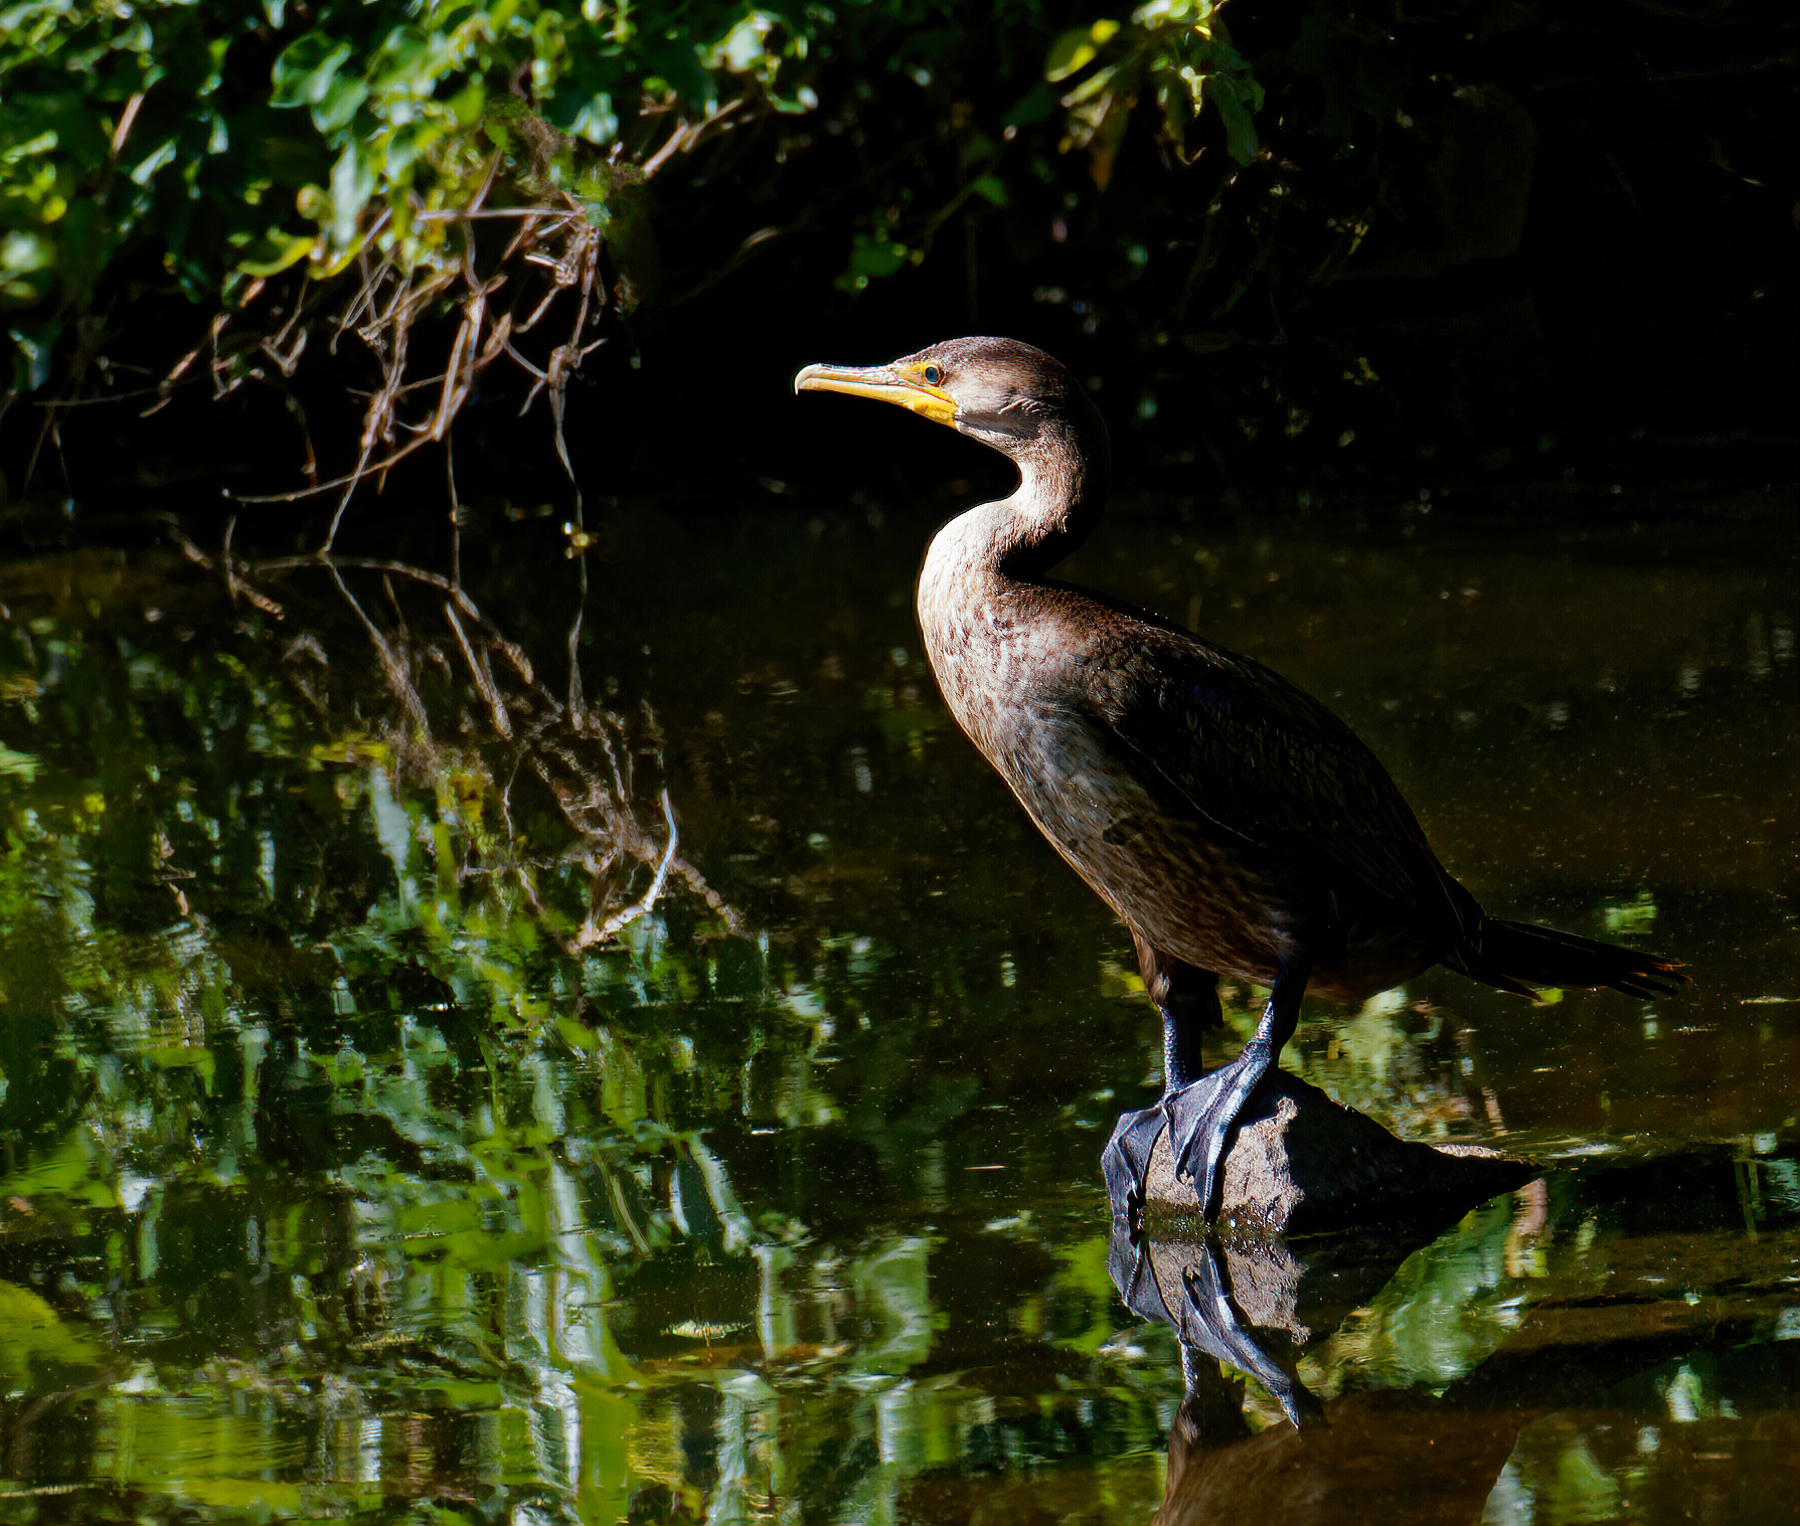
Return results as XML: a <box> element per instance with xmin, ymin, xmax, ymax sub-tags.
<box><xmin>932</xmin><ymin>414</ymin><xmax>1110</xmax><ymax>586</ymax></box>
<box><xmin>915</xmin><ymin>415</ymin><xmax>1108</xmax><ymax>758</ymax></box>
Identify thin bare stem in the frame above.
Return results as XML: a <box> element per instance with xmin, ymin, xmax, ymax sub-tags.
<box><xmin>586</xmin><ymin>789</ymin><xmax>680</xmax><ymax>946</ymax></box>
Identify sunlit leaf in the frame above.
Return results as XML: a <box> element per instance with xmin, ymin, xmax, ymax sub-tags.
<box><xmin>1061</xmin><ymin>59</ymin><xmax>1126</xmax><ymax>108</ymax></box>
<box><xmin>270</xmin><ymin>32</ymin><xmax>356</xmax><ymax>109</ymax></box>
<box><xmin>1046</xmin><ymin>19</ymin><xmax>1122</xmax><ymax>84</ymax></box>
<box><xmin>327</xmin><ymin>141</ymin><xmax>376</xmax><ymax>248</ymax></box>
<box><xmin>311</xmin><ymin>70</ymin><xmax>368</xmax><ymax>133</ymax></box>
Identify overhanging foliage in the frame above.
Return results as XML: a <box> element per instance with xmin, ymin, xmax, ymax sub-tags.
<box><xmin>1</xmin><ymin>0</ymin><xmax>1790</xmax><ymax>505</ymax></box>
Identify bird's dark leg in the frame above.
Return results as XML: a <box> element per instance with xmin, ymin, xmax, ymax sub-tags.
<box><xmin>1133</xmin><ymin>929</ymin><xmax>1220</xmax><ymax>1093</ymax></box>
<box><xmin>1102</xmin><ymin>937</ymin><xmax>1222</xmax><ymax>1218</ymax></box>
<box><xmin>1168</xmin><ymin>954</ymin><xmax>1312</xmax><ymax>1217</ymax></box>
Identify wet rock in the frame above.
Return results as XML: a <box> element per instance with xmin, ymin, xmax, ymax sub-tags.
<box><xmin>1131</xmin><ymin>1069</ymin><xmax>1539</xmax><ymax>1235</ymax></box>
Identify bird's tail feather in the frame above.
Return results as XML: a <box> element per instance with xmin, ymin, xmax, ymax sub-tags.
<box><xmin>1445</xmin><ymin>918</ymin><xmax>1688</xmax><ymax>1001</ymax></box>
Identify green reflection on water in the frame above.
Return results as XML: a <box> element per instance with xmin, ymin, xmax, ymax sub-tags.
<box><xmin>0</xmin><ymin>504</ymin><xmax>1794</xmax><ymax>1523</ymax></box>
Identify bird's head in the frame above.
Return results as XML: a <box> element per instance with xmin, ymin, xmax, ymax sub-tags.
<box><xmin>793</xmin><ymin>336</ymin><xmax>1106</xmax><ymax>467</ymax></box>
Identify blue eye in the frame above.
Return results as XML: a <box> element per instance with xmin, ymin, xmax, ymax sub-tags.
<box><xmin>923</xmin><ymin>364</ymin><xmax>943</xmax><ymax>385</ymax></box>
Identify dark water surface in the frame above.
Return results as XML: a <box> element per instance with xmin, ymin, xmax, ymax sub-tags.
<box><xmin>0</xmin><ymin>489</ymin><xmax>1794</xmax><ymax>1525</ymax></box>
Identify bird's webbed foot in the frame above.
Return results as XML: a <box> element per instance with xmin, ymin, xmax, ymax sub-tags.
<box><xmin>1165</xmin><ymin>954</ymin><xmax>1311</xmax><ymax>1218</ymax></box>
<box><xmin>1105</xmin><ymin>938</ymin><xmax>1223</xmax><ymax>1222</ymax></box>
<box><xmin>1102</xmin><ymin>1104</ymin><xmax>1170</xmax><ymax>1226</ymax></box>
<box><xmin>1161</xmin><ymin>1064</ymin><xmax>1264</xmax><ymax>1220</ymax></box>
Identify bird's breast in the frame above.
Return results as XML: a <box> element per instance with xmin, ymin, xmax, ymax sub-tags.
<box><xmin>916</xmin><ymin>568</ymin><xmax>1151</xmax><ymax>858</ymax></box>
<box><xmin>917</xmin><ymin>581</ymin><xmax>1066</xmax><ymax>755</ymax></box>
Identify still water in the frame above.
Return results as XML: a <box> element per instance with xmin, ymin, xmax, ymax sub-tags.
<box><xmin>0</xmin><ymin>487</ymin><xmax>1793</xmax><ymax>1524</ymax></box>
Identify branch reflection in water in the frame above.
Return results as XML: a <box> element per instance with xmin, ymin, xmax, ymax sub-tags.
<box><xmin>181</xmin><ymin>533</ymin><xmax>739</xmax><ymax>954</ymax></box>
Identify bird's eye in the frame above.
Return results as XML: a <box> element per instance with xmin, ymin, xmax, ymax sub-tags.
<box><xmin>922</xmin><ymin>364</ymin><xmax>944</xmax><ymax>385</ymax></box>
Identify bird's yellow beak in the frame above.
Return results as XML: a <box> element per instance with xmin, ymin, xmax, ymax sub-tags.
<box><xmin>793</xmin><ymin>361</ymin><xmax>958</xmax><ymax>427</ymax></box>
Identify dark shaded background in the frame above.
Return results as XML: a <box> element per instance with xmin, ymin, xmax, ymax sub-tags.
<box><xmin>2</xmin><ymin>0</ymin><xmax>1793</xmax><ymax>551</ymax></box>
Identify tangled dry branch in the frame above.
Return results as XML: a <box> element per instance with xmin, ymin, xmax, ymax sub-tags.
<box><xmin>157</xmin><ymin>159</ymin><xmax>611</xmax><ymax>552</ymax></box>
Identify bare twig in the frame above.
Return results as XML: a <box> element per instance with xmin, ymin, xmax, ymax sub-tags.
<box><xmin>585</xmin><ymin>790</ymin><xmax>680</xmax><ymax>947</ymax></box>
<box><xmin>444</xmin><ymin>600</ymin><xmax>511</xmax><ymax>739</ymax></box>
<box><xmin>108</xmin><ymin>91</ymin><xmax>148</xmax><ymax>160</ymax></box>
<box><xmin>189</xmin><ymin>189</ymin><xmax>609</xmax><ymax>553</ymax></box>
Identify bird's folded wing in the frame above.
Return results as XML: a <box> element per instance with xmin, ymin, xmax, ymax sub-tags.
<box><xmin>1084</xmin><ymin>636</ymin><xmax>1478</xmax><ymax>937</ymax></box>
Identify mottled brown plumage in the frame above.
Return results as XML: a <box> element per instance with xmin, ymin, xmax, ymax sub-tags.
<box><xmin>795</xmin><ymin>336</ymin><xmax>1685</xmax><ymax>1215</ymax></box>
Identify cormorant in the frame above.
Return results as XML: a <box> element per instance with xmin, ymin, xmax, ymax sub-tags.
<box><xmin>795</xmin><ymin>336</ymin><xmax>1684</xmax><ymax>1217</ymax></box>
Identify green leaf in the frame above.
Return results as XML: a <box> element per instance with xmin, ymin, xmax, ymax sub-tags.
<box><xmin>970</xmin><ymin>174</ymin><xmax>1009</xmax><ymax>207</ymax></box>
<box><xmin>1208</xmin><ymin>73</ymin><xmax>1260</xmax><ymax>165</ymax></box>
<box><xmin>1085</xmin><ymin>91</ymin><xmax>1133</xmax><ymax>190</ymax></box>
<box><xmin>1004</xmin><ymin>81</ymin><xmax>1061</xmax><ymax>129</ymax></box>
<box><xmin>563</xmin><ymin>90</ymin><xmax>619</xmax><ymax>146</ymax></box>
<box><xmin>0</xmin><ymin>744</ymin><xmax>39</xmax><ymax>781</ymax></box>
<box><xmin>717</xmin><ymin>14</ymin><xmax>771</xmax><ymax>75</ymax></box>
<box><xmin>327</xmin><ymin>143</ymin><xmax>375</xmax><ymax>248</ymax></box>
<box><xmin>1132</xmin><ymin>0</ymin><xmax>1216</xmax><ymax>23</ymax></box>
<box><xmin>1046</xmin><ymin>20</ymin><xmax>1122</xmax><ymax>84</ymax></box>
<box><xmin>312</xmin><ymin>72</ymin><xmax>369</xmax><ymax>134</ymax></box>
<box><xmin>129</xmin><ymin>135</ymin><xmax>179</xmax><ymax>187</ymax></box>
<box><xmin>234</xmin><ymin>230</ymin><xmax>314</xmax><ymax>278</ymax></box>
<box><xmin>1061</xmin><ymin>60</ymin><xmax>1126</xmax><ymax>108</ymax></box>
<box><xmin>1</xmin><ymin>230</ymin><xmax>56</xmax><ymax>280</ymax></box>
<box><xmin>271</xmin><ymin>33</ymin><xmax>356</xmax><ymax>111</ymax></box>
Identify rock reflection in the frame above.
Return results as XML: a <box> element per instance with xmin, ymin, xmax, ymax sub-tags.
<box><xmin>1110</xmin><ymin>1216</ymin><xmax>1323</xmax><ymax>1431</ymax></box>
<box><xmin>1108</xmin><ymin>1115</ymin><xmax>1800</xmax><ymax>1522</ymax></box>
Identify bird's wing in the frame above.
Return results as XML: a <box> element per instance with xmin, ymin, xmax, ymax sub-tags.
<box><xmin>1081</xmin><ymin>630</ymin><xmax>1477</xmax><ymax>935</ymax></box>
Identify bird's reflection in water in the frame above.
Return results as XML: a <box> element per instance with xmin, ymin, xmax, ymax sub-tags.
<box><xmin>1107</xmin><ymin>1174</ymin><xmax>1552</xmax><ymax>1524</ymax></box>
<box><xmin>1109</xmin><ymin>1214</ymin><xmax>1325</xmax><ymax>1432</ymax></box>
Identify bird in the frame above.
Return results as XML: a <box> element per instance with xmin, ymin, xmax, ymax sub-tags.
<box><xmin>793</xmin><ymin>336</ymin><xmax>1685</xmax><ymax>1218</ymax></box>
